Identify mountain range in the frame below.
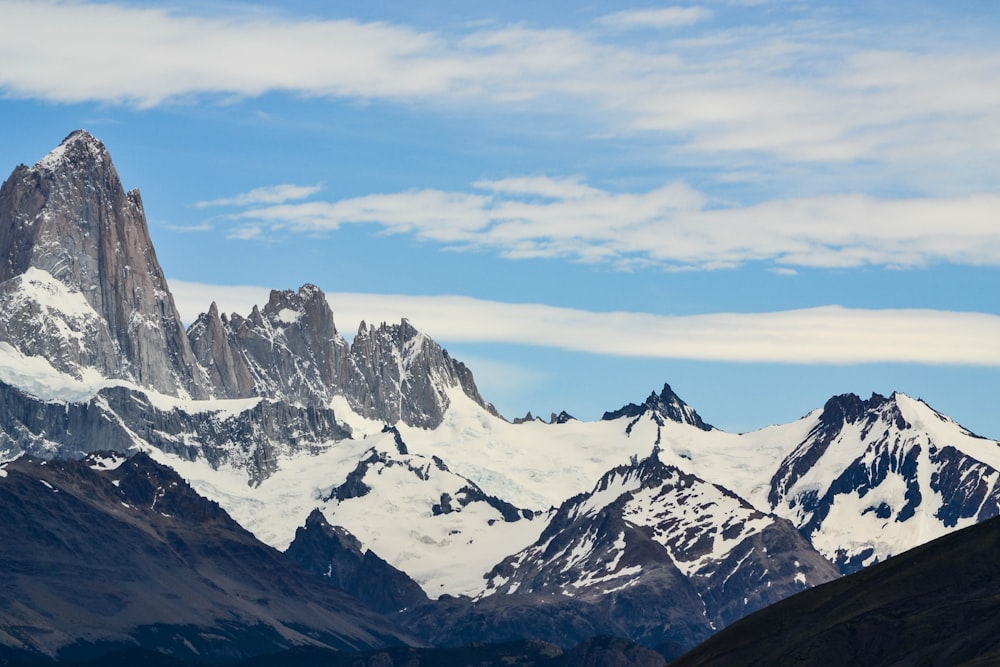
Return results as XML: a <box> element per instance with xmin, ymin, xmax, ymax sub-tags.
<box><xmin>1</xmin><ymin>131</ymin><xmax>998</xmax><ymax>664</ymax></box>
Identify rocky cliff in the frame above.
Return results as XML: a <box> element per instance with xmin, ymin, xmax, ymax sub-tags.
<box><xmin>0</xmin><ymin>130</ymin><xmax>209</xmax><ymax>398</ymax></box>
<box><xmin>0</xmin><ymin>131</ymin><xmax>495</xmax><ymax>432</ymax></box>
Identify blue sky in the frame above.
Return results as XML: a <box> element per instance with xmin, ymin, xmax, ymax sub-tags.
<box><xmin>1</xmin><ymin>0</ymin><xmax>999</xmax><ymax>435</ymax></box>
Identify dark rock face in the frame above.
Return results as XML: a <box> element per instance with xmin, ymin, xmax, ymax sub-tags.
<box><xmin>0</xmin><ymin>380</ymin><xmax>351</xmax><ymax>485</ymax></box>
<box><xmin>0</xmin><ymin>453</ymin><xmax>412</xmax><ymax>661</ymax></box>
<box><xmin>602</xmin><ymin>384</ymin><xmax>713</xmax><ymax>432</ymax></box>
<box><xmin>694</xmin><ymin>519</ymin><xmax>840</xmax><ymax>627</ymax></box>
<box><xmin>285</xmin><ymin>509</ymin><xmax>429</xmax><ymax>614</ymax></box>
<box><xmin>400</xmin><ymin>587</ymin><xmax>708</xmax><ymax>661</ymax></box>
<box><xmin>0</xmin><ymin>130</ymin><xmax>209</xmax><ymax>398</ymax></box>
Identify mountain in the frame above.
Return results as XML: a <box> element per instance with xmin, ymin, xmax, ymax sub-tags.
<box><xmin>0</xmin><ymin>129</ymin><xmax>493</xmax><ymax>429</ymax></box>
<box><xmin>601</xmin><ymin>383</ymin><xmax>713</xmax><ymax>433</ymax></box>
<box><xmin>475</xmin><ymin>452</ymin><xmax>838</xmax><ymax>647</ymax></box>
<box><xmin>0</xmin><ymin>452</ymin><xmax>413</xmax><ymax>662</ymax></box>
<box><xmin>284</xmin><ymin>508</ymin><xmax>430</xmax><ymax>615</ymax></box>
<box><xmin>2</xmin><ymin>132</ymin><xmax>1000</xmax><ymax>662</ymax></box>
<box><xmin>0</xmin><ymin>130</ymin><xmax>209</xmax><ymax>398</ymax></box>
<box><xmin>765</xmin><ymin>391</ymin><xmax>1000</xmax><ymax>573</ymax></box>
<box><xmin>188</xmin><ymin>286</ymin><xmax>496</xmax><ymax>427</ymax></box>
<box><xmin>671</xmin><ymin>513</ymin><xmax>1000</xmax><ymax>667</ymax></box>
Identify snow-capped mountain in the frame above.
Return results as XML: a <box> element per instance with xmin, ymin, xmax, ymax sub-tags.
<box><xmin>0</xmin><ymin>130</ymin><xmax>208</xmax><ymax>398</ymax></box>
<box><xmin>0</xmin><ymin>130</ymin><xmax>492</xmax><ymax>429</ymax></box>
<box><xmin>481</xmin><ymin>452</ymin><xmax>839</xmax><ymax>628</ymax></box>
<box><xmin>2</xmin><ymin>131</ymin><xmax>1000</xmax><ymax>661</ymax></box>
<box><xmin>602</xmin><ymin>383</ymin><xmax>714</xmax><ymax>433</ymax></box>
<box><xmin>766</xmin><ymin>391</ymin><xmax>1000</xmax><ymax>572</ymax></box>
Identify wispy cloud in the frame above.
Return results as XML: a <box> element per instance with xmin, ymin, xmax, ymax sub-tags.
<box><xmin>169</xmin><ymin>280</ymin><xmax>1000</xmax><ymax>367</ymax></box>
<box><xmin>163</xmin><ymin>223</ymin><xmax>214</xmax><ymax>233</ymax></box>
<box><xmin>599</xmin><ymin>7</ymin><xmax>714</xmax><ymax>29</ymax></box>
<box><xmin>228</xmin><ymin>180</ymin><xmax>1000</xmax><ymax>271</ymax></box>
<box><xmin>195</xmin><ymin>184</ymin><xmax>323</xmax><ymax>208</ymax></box>
<box><xmin>1</xmin><ymin>1</ymin><xmax>998</xmax><ymax>175</ymax></box>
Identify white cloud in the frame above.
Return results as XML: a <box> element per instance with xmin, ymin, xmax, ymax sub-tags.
<box><xmin>600</xmin><ymin>7</ymin><xmax>714</xmax><ymax>29</ymax></box>
<box><xmin>195</xmin><ymin>184</ymin><xmax>323</xmax><ymax>208</ymax></box>
<box><xmin>1</xmin><ymin>1</ymin><xmax>998</xmax><ymax>173</ymax></box>
<box><xmin>168</xmin><ymin>280</ymin><xmax>1000</xmax><ymax>367</ymax></box>
<box><xmin>227</xmin><ymin>180</ymin><xmax>1000</xmax><ymax>270</ymax></box>
<box><xmin>237</xmin><ymin>190</ymin><xmax>492</xmax><ymax>242</ymax></box>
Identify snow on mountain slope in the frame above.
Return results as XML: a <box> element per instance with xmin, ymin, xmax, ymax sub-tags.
<box><xmin>144</xmin><ymin>424</ymin><xmax>545</xmax><ymax>597</ymax></box>
<box><xmin>0</xmin><ymin>266</ymin><xmax>124</xmax><ymax>385</ymax></box>
<box><xmin>481</xmin><ymin>452</ymin><xmax>839</xmax><ymax>629</ymax></box>
<box><xmin>767</xmin><ymin>392</ymin><xmax>1000</xmax><ymax>572</ymax></box>
<box><xmin>396</xmin><ymin>390</ymin><xmax>648</xmax><ymax>510</ymax></box>
<box><xmin>395</xmin><ymin>385</ymin><xmax>808</xmax><ymax>517</ymax></box>
<box><xmin>395</xmin><ymin>385</ymin><xmax>747</xmax><ymax>512</ymax></box>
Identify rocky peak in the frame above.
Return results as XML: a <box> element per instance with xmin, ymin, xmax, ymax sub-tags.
<box><xmin>285</xmin><ymin>508</ymin><xmax>429</xmax><ymax>614</ymax></box>
<box><xmin>261</xmin><ymin>284</ymin><xmax>337</xmax><ymax>334</ymax></box>
<box><xmin>815</xmin><ymin>392</ymin><xmax>910</xmax><ymax>441</ymax></box>
<box><xmin>189</xmin><ymin>282</ymin><xmax>353</xmax><ymax>403</ymax></box>
<box><xmin>550</xmin><ymin>411</ymin><xmax>575</xmax><ymax>424</ymax></box>
<box><xmin>187</xmin><ymin>284</ymin><xmax>496</xmax><ymax>427</ymax></box>
<box><xmin>347</xmin><ymin>317</ymin><xmax>497</xmax><ymax>428</ymax></box>
<box><xmin>0</xmin><ymin>131</ymin><xmax>210</xmax><ymax>398</ymax></box>
<box><xmin>602</xmin><ymin>383</ymin><xmax>713</xmax><ymax>431</ymax></box>
<box><xmin>818</xmin><ymin>392</ymin><xmax>889</xmax><ymax>427</ymax></box>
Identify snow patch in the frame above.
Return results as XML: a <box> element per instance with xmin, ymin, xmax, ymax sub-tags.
<box><xmin>277</xmin><ymin>308</ymin><xmax>301</xmax><ymax>324</ymax></box>
<box><xmin>88</xmin><ymin>453</ymin><xmax>128</xmax><ymax>471</ymax></box>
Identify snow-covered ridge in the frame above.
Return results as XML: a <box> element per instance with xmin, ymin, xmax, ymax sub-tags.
<box><xmin>0</xmin><ymin>338</ymin><xmax>260</xmax><ymax>417</ymax></box>
<box><xmin>145</xmin><ymin>424</ymin><xmax>545</xmax><ymax>598</ymax></box>
<box><xmin>5</xmin><ymin>131</ymin><xmax>1000</xmax><ymax>647</ymax></box>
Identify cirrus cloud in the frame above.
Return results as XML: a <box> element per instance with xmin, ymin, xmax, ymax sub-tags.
<box><xmin>195</xmin><ymin>184</ymin><xmax>323</xmax><ymax>208</ymax></box>
<box><xmin>599</xmin><ymin>6</ymin><xmax>714</xmax><ymax>29</ymax></box>
<box><xmin>1</xmin><ymin>0</ymin><xmax>998</xmax><ymax>173</ymax></box>
<box><xmin>222</xmin><ymin>179</ymin><xmax>1000</xmax><ymax>271</ymax></box>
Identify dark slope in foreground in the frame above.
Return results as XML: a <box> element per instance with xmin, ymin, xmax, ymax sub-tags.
<box><xmin>0</xmin><ymin>453</ymin><xmax>412</xmax><ymax>662</ymax></box>
<box><xmin>3</xmin><ymin>636</ymin><xmax>665</xmax><ymax>667</ymax></box>
<box><xmin>671</xmin><ymin>514</ymin><xmax>1000</xmax><ymax>667</ymax></box>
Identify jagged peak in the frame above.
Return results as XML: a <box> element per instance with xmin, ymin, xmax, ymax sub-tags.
<box><xmin>551</xmin><ymin>411</ymin><xmax>576</xmax><ymax>424</ymax></box>
<box><xmin>356</xmin><ymin>316</ymin><xmax>421</xmax><ymax>336</ymax></box>
<box><xmin>304</xmin><ymin>507</ymin><xmax>331</xmax><ymax>529</ymax></box>
<box><xmin>818</xmin><ymin>392</ymin><xmax>894</xmax><ymax>427</ymax></box>
<box><xmin>33</xmin><ymin>129</ymin><xmax>112</xmax><ymax>174</ymax></box>
<box><xmin>263</xmin><ymin>283</ymin><xmax>327</xmax><ymax>310</ymax></box>
<box><xmin>511</xmin><ymin>411</ymin><xmax>538</xmax><ymax>424</ymax></box>
<box><xmin>602</xmin><ymin>382</ymin><xmax>713</xmax><ymax>431</ymax></box>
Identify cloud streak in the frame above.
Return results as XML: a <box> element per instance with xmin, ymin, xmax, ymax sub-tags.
<box><xmin>227</xmin><ymin>180</ymin><xmax>1000</xmax><ymax>270</ymax></box>
<box><xmin>1</xmin><ymin>1</ymin><xmax>998</xmax><ymax>172</ymax></box>
<box><xmin>599</xmin><ymin>6</ymin><xmax>714</xmax><ymax>29</ymax></box>
<box><xmin>195</xmin><ymin>184</ymin><xmax>323</xmax><ymax>208</ymax></box>
<box><xmin>169</xmin><ymin>280</ymin><xmax>1000</xmax><ymax>367</ymax></box>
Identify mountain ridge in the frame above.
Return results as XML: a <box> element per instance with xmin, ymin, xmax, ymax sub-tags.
<box><xmin>1</xmin><ymin>131</ymin><xmax>998</xmax><ymax>663</ymax></box>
